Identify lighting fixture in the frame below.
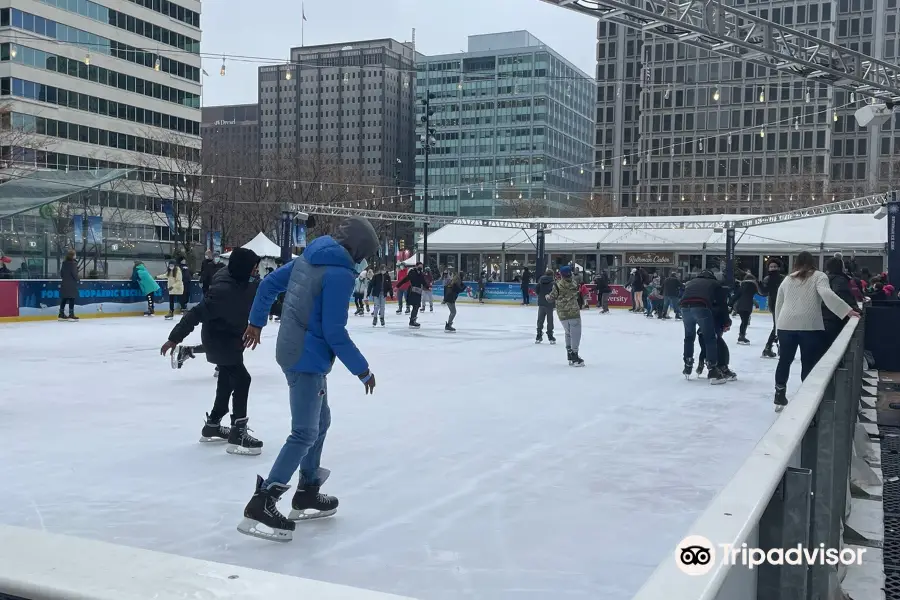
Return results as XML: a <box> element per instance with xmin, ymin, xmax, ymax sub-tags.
<box><xmin>712</xmin><ymin>87</ymin><xmax>720</xmax><ymax>101</ymax></box>
<box><xmin>154</xmin><ymin>57</ymin><xmax>161</xmax><ymax>71</ymax></box>
<box><xmin>371</xmin><ymin>186</ymin><xmax>375</xmax><ymax>194</ymax></box>
<box><xmin>319</xmin><ymin>183</ymin><xmax>323</xmax><ymax>191</ymax></box>
<box><xmin>286</xmin><ymin>70</ymin><xmax>292</xmax><ymax>80</ymax></box>
<box><xmin>84</xmin><ymin>53</ymin><xmax>91</xmax><ymax>66</ymax></box>
<box><xmin>833</xmin><ymin>110</ymin><xmax>838</xmax><ymax>122</ymax></box>
<box><xmin>665</xmin><ymin>86</ymin><xmax>671</xmax><ymax>100</ymax></box>
<box><xmin>698</xmin><ymin>140</ymin><xmax>703</xmax><ymax>151</ymax></box>
<box><xmin>220</xmin><ymin>57</ymin><xmax>226</xmax><ymax>76</ymax></box>
<box><xmin>805</xmin><ymin>90</ymin><xmax>811</xmax><ymax>103</ymax></box>
<box><xmin>759</xmin><ymin>88</ymin><xmax>765</xmax><ymax>102</ymax></box>
<box><xmin>794</xmin><ymin>117</ymin><xmax>799</xmax><ymax>130</ymax></box>
<box><xmin>10</xmin><ymin>45</ymin><xmax>17</xmax><ymax>58</ymax></box>
<box><xmin>622</xmin><ymin>156</ymin><xmax>627</xmax><ymax>165</ymax></box>
<box><xmin>760</xmin><ymin>127</ymin><xmax>765</xmax><ymax>138</ymax></box>
<box><xmin>266</xmin><ymin>179</ymin><xmax>269</xmax><ymax>188</ymax></box>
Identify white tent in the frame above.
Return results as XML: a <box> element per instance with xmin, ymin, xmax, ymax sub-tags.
<box><xmin>220</xmin><ymin>232</ymin><xmax>292</xmax><ymax>259</ymax></box>
<box><xmin>400</xmin><ymin>253</ymin><xmax>422</xmax><ymax>266</ymax></box>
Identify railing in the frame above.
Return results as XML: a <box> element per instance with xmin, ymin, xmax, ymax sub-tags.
<box><xmin>0</xmin><ymin>524</ymin><xmax>416</xmax><ymax>600</ymax></box>
<box><xmin>633</xmin><ymin>317</ymin><xmax>867</xmax><ymax>600</ymax></box>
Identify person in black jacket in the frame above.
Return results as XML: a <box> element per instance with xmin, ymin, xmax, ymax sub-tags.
<box><xmin>58</xmin><ymin>249</ymin><xmax>80</xmax><ymax>321</ymax></box>
<box><xmin>160</xmin><ymin>248</ymin><xmax>263</xmax><ymax>456</ymax></box>
<box><xmin>520</xmin><ymin>267</ymin><xmax>532</xmax><ymax>305</ymax></box>
<box><xmin>679</xmin><ymin>270</ymin><xmax>730</xmax><ymax>383</ymax></box>
<box><xmin>367</xmin><ymin>263</ymin><xmax>392</xmax><ymax>327</ymax></box>
<box><xmin>662</xmin><ymin>272</ymin><xmax>681</xmax><ymax>319</ymax></box>
<box><xmin>200</xmin><ymin>251</ymin><xmax>225</xmax><ymax>296</ymax></box>
<box><xmin>593</xmin><ymin>270</ymin><xmax>612</xmax><ymax>313</ymax></box>
<box><xmin>179</xmin><ymin>258</ymin><xmax>192</xmax><ymax>313</ymax></box>
<box><xmin>759</xmin><ymin>261</ymin><xmax>784</xmax><ymax>358</ymax></box>
<box><xmin>732</xmin><ymin>273</ymin><xmax>759</xmax><ymax>345</ymax></box>
<box><xmin>443</xmin><ymin>272</ymin><xmax>465</xmax><ymax>332</ymax></box>
<box><xmin>822</xmin><ymin>257</ymin><xmax>859</xmax><ymax>349</ymax></box>
<box><xmin>535</xmin><ymin>269</ymin><xmax>557</xmax><ymax>343</ymax></box>
<box><xmin>396</xmin><ymin>261</ymin><xmax>426</xmax><ymax>328</ymax></box>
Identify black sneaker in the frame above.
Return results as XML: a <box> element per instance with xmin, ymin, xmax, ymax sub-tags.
<box><xmin>289</xmin><ymin>484</ymin><xmax>339</xmax><ymax>521</ymax></box>
<box><xmin>227</xmin><ymin>418</ymin><xmax>263</xmax><ymax>456</ymax></box>
<box><xmin>762</xmin><ymin>347</ymin><xmax>777</xmax><ymax>359</ymax></box>
<box><xmin>707</xmin><ymin>366</ymin><xmax>728</xmax><ymax>385</ymax></box>
<box><xmin>199</xmin><ymin>413</ymin><xmax>230</xmax><ymax>443</ymax></box>
<box><xmin>774</xmin><ymin>386</ymin><xmax>788</xmax><ymax>411</ymax></box>
<box><xmin>547</xmin><ymin>335</ymin><xmax>556</xmax><ymax>345</ymax></box>
<box><xmin>237</xmin><ymin>475</ymin><xmax>295</xmax><ymax>542</ymax></box>
<box><xmin>683</xmin><ymin>359</ymin><xmax>693</xmax><ymax>379</ymax></box>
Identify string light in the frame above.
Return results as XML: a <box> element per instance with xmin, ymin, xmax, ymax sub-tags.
<box><xmin>806</xmin><ymin>90</ymin><xmax>811</xmax><ymax>103</ymax></box>
<box><xmin>220</xmin><ymin>56</ymin><xmax>226</xmax><ymax>76</ymax></box>
<box><xmin>712</xmin><ymin>87</ymin><xmax>720</xmax><ymax>101</ymax></box>
<box><xmin>794</xmin><ymin>117</ymin><xmax>799</xmax><ymax>130</ymax></box>
<box><xmin>265</xmin><ymin>179</ymin><xmax>269</xmax><ymax>187</ymax></box>
<box><xmin>622</xmin><ymin>156</ymin><xmax>627</xmax><ymax>165</ymax></box>
<box><xmin>84</xmin><ymin>52</ymin><xmax>91</xmax><ymax>66</ymax></box>
<box><xmin>154</xmin><ymin>57</ymin><xmax>161</xmax><ymax>71</ymax></box>
<box><xmin>371</xmin><ymin>186</ymin><xmax>375</xmax><ymax>194</ymax></box>
<box><xmin>209</xmin><ymin>176</ymin><xmax>214</xmax><ymax>184</ymax></box>
<box><xmin>319</xmin><ymin>182</ymin><xmax>323</xmax><ymax>191</ymax></box>
<box><xmin>758</xmin><ymin>88</ymin><xmax>765</xmax><ymax>102</ymax></box>
<box><xmin>285</xmin><ymin>69</ymin><xmax>292</xmax><ymax>81</ymax></box>
<box><xmin>760</xmin><ymin>127</ymin><xmax>765</xmax><ymax>138</ymax></box>
<box><xmin>10</xmin><ymin>45</ymin><xmax>17</xmax><ymax>58</ymax></box>
<box><xmin>698</xmin><ymin>140</ymin><xmax>703</xmax><ymax>151</ymax></box>
<box><xmin>665</xmin><ymin>85</ymin><xmax>671</xmax><ymax>100</ymax></box>
<box><xmin>769</xmin><ymin>195</ymin><xmax>773</xmax><ymax>202</ymax></box>
<box><xmin>833</xmin><ymin>110</ymin><xmax>838</xmax><ymax>122</ymax></box>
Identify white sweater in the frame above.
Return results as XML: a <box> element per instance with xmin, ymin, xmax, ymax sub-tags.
<box><xmin>775</xmin><ymin>270</ymin><xmax>852</xmax><ymax>331</ymax></box>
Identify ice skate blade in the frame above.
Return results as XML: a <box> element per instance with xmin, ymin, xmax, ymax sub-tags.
<box><xmin>737</xmin><ymin>341</ymin><xmax>750</xmax><ymax>345</ymax></box>
<box><xmin>774</xmin><ymin>405</ymin><xmax>786</xmax><ymax>413</ymax></box>
<box><xmin>199</xmin><ymin>436</ymin><xmax>227</xmax><ymax>443</ymax></box>
<box><xmin>549</xmin><ymin>341</ymin><xmax>556</xmax><ymax>345</ymax></box>
<box><xmin>237</xmin><ymin>518</ymin><xmax>292</xmax><ymax>542</ymax></box>
<box><xmin>288</xmin><ymin>508</ymin><xmax>337</xmax><ymax>521</ymax></box>
<box><xmin>709</xmin><ymin>378</ymin><xmax>728</xmax><ymax>385</ymax></box>
<box><xmin>226</xmin><ymin>444</ymin><xmax>262</xmax><ymax>456</ymax></box>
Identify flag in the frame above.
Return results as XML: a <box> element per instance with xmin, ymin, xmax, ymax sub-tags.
<box><xmin>87</xmin><ymin>216</ymin><xmax>103</xmax><ymax>244</ymax></box>
<box><xmin>72</xmin><ymin>215</ymin><xmax>83</xmax><ymax>245</ymax></box>
<box><xmin>302</xmin><ymin>4</ymin><xmax>307</xmax><ymax>20</ymax></box>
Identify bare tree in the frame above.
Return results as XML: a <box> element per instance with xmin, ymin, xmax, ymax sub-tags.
<box><xmin>494</xmin><ymin>188</ymin><xmax>547</xmax><ymax>218</ymax></box>
<box><xmin>581</xmin><ymin>191</ymin><xmax>617</xmax><ymax>217</ymax></box>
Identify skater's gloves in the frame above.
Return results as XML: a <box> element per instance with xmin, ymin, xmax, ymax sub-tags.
<box><xmin>358</xmin><ymin>369</ymin><xmax>376</xmax><ymax>394</ymax></box>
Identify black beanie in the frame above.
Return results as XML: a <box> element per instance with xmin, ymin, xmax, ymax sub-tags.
<box><xmin>227</xmin><ymin>248</ymin><xmax>260</xmax><ymax>281</ymax></box>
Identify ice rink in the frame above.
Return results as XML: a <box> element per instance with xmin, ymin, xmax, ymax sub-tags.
<box><xmin>1</xmin><ymin>304</ymin><xmax>786</xmax><ymax>599</ymax></box>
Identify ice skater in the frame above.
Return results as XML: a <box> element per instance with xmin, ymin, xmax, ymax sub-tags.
<box><xmin>238</xmin><ymin>216</ymin><xmax>379</xmax><ymax>542</ymax></box>
<box><xmin>396</xmin><ymin>261</ymin><xmax>426</xmax><ymax>328</ymax></box>
<box><xmin>535</xmin><ymin>268</ymin><xmax>556</xmax><ymax>344</ymax></box>
<box><xmin>546</xmin><ymin>265</ymin><xmax>583</xmax><ymax>366</ymax></box>
<box><xmin>759</xmin><ymin>261</ymin><xmax>784</xmax><ymax>358</ymax></box>
<box><xmin>131</xmin><ymin>261</ymin><xmax>159</xmax><ymax>316</ymax></box>
<box><xmin>160</xmin><ymin>248</ymin><xmax>263</xmax><ymax>455</ymax></box>
<box><xmin>422</xmin><ymin>267</ymin><xmax>434</xmax><ymax>312</ymax></box>
<box><xmin>162</xmin><ymin>260</ymin><xmax>185</xmax><ymax>320</ymax></box>
<box><xmin>58</xmin><ymin>249</ymin><xmax>80</xmax><ymax>321</ymax></box>
<box><xmin>396</xmin><ymin>263</ymin><xmax>410</xmax><ymax>314</ymax></box>
<box><xmin>443</xmin><ymin>272</ymin><xmax>465</xmax><ymax>332</ymax></box>
<box><xmin>732</xmin><ymin>273</ymin><xmax>759</xmax><ymax>345</ymax></box>
<box><xmin>367</xmin><ymin>263</ymin><xmax>392</xmax><ymax>327</ymax></box>
<box><xmin>352</xmin><ymin>271</ymin><xmax>367</xmax><ymax>315</ymax></box>
<box><xmin>679</xmin><ymin>270</ymin><xmax>729</xmax><ymax>384</ymax></box>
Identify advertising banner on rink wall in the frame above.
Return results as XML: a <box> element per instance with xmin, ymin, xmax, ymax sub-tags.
<box><xmin>0</xmin><ymin>279</ymin><xmax>204</xmax><ymax>320</ymax></box>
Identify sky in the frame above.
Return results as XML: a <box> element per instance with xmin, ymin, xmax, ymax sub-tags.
<box><xmin>198</xmin><ymin>0</ymin><xmax>597</xmax><ymax>106</ymax></box>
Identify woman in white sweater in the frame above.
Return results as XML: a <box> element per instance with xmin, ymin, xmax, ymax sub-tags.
<box><xmin>773</xmin><ymin>251</ymin><xmax>860</xmax><ymax>410</ymax></box>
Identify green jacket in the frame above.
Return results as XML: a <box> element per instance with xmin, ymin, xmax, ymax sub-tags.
<box><xmin>548</xmin><ymin>277</ymin><xmax>581</xmax><ymax>320</ymax></box>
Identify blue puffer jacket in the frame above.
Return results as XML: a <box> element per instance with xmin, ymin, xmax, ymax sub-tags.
<box><xmin>248</xmin><ymin>217</ymin><xmax>379</xmax><ymax>376</ymax></box>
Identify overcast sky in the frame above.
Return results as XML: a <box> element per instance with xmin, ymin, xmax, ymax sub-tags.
<box><xmin>199</xmin><ymin>0</ymin><xmax>597</xmax><ymax>106</ymax></box>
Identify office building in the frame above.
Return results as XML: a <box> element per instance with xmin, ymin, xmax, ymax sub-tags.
<box><xmin>257</xmin><ymin>39</ymin><xmax>416</xmax><ymax>192</ymax></box>
<box><xmin>594</xmin><ymin>0</ymin><xmax>900</xmax><ymax>216</ymax></box>
<box><xmin>415</xmin><ymin>31</ymin><xmax>594</xmax><ymax>218</ymax></box>
<box><xmin>0</xmin><ymin>0</ymin><xmax>202</xmax><ymax>258</ymax></box>
<box><xmin>202</xmin><ymin>103</ymin><xmax>258</xmax><ymax>178</ymax></box>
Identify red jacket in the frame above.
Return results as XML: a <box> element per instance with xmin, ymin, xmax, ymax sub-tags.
<box><xmin>423</xmin><ymin>272</ymin><xmax>433</xmax><ymax>290</ymax></box>
<box><xmin>397</xmin><ymin>267</ymin><xmax>410</xmax><ymax>290</ymax></box>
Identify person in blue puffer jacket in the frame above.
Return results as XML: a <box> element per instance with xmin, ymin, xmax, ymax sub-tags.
<box><xmin>237</xmin><ymin>216</ymin><xmax>379</xmax><ymax>543</ymax></box>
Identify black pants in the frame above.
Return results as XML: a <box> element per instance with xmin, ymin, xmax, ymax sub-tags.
<box><xmin>210</xmin><ymin>362</ymin><xmax>251</xmax><ymax>423</ymax></box>
<box><xmin>698</xmin><ymin>331</ymin><xmax>730</xmax><ymax>367</ymax></box>
<box><xmin>354</xmin><ymin>294</ymin><xmax>364</xmax><ymax>311</ymax></box>
<box><xmin>181</xmin><ymin>290</ymin><xmax>190</xmax><ymax>308</ymax></box>
<box><xmin>765</xmin><ymin>309</ymin><xmax>778</xmax><ymax>348</ymax></box>
<box><xmin>775</xmin><ymin>330</ymin><xmax>825</xmax><ymax>387</ymax></box>
<box><xmin>738</xmin><ymin>311</ymin><xmax>751</xmax><ymax>337</ymax></box>
<box><xmin>192</xmin><ymin>344</ymin><xmax>205</xmax><ymax>353</ymax></box>
<box><xmin>522</xmin><ymin>288</ymin><xmax>530</xmax><ymax>304</ymax></box>
<box><xmin>146</xmin><ymin>293</ymin><xmax>154</xmax><ymax>313</ymax></box>
<box><xmin>58</xmin><ymin>297</ymin><xmax>75</xmax><ymax>316</ymax></box>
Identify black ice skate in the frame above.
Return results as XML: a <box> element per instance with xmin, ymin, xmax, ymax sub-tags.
<box><xmin>409</xmin><ymin>320</ymin><xmax>420</xmax><ymax>328</ymax></box>
<box><xmin>58</xmin><ymin>314</ymin><xmax>70</xmax><ymax>322</ymax></box>
<box><xmin>171</xmin><ymin>345</ymin><xmax>195</xmax><ymax>369</ymax></box>
<box><xmin>429</xmin><ymin>305</ymin><xmax>433</xmax><ymax>312</ymax></box>
<box><xmin>547</xmin><ymin>334</ymin><xmax>556</xmax><ymax>345</ymax></box>
<box><xmin>761</xmin><ymin>347</ymin><xmax>777</xmax><ymax>359</ymax></box>
<box><xmin>774</xmin><ymin>386</ymin><xmax>788</xmax><ymax>412</ymax></box>
<box><xmin>696</xmin><ymin>362</ymin><xmax>705</xmax><ymax>375</ymax></box>
<box><xmin>237</xmin><ymin>475</ymin><xmax>295</xmax><ymax>542</ymax></box>
<box><xmin>199</xmin><ymin>413</ymin><xmax>230</xmax><ymax>443</ymax></box>
<box><xmin>683</xmin><ymin>359</ymin><xmax>694</xmax><ymax>379</ymax></box>
<box><xmin>380</xmin><ymin>317</ymin><xmax>385</xmax><ymax>327</ymax></box>
<box><xmin>737</xmin><ymin>336</ymin><xmax>750</xmax><ymax>345</ymax></box>
<box><xmin>396</xmin><ymin>306</ymin><xmax>403</xmax><ymax>314</ymax></box>
<box><xmin>372</xmin><ymin>316</ymin><xmax>378</xmax><ymax>327</ymax></box>
<box><xmin>445</xmin><ymin>322</ymin><xmax>456</xmax><ymax>332</ymax></box>
<box><xmin>227</xmin><ymin>417</ymin><xmax>263</xmax><ymax>456</ymax></box>
<box><xmin>535</xmin><ymin>334</ymin><xmax>543</xmax><ymax>344</ymax></box>
<box><xmin>569</xmin><ymin>351</ymin><xmax>585</xmax><ymax>367</ymax></box>
<box><xmin>707</xmin><ymin>366</ymin><xmax>728</xmax><ymax>385</ymax></box>
<box><xmin>289</xmin><ymin>484</ymin><xmax>339</xmax><ymax>521</ymax></box>
<box><xmin>722</xmin><ymin>367</ymin><xmax>738</xmax><ymax>381</ymax></box>
<box><xmin>165</xmin><ymin>311</ymin><xmax>174</xmax><ymax>320</ymax></box>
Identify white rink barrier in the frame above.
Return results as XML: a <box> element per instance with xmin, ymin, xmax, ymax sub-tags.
<box><xmin>0</xmin><ymin>525</ymin><xmax>417</xmax><ymax>600</ymax></box>
<box><xmin>632</xmin><ymin>318</ymin><xmax>866</xmax><ymax>600</ymax></box>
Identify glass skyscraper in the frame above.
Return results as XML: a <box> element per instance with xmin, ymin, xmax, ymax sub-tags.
<box><xmin>415</xmin><ymin>31</ymin><xmax>594</xmax><ymax>218</ymax></box>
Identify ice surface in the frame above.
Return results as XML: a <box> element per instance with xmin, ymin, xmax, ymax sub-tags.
<box><xmin>0</xmin><ymin>306</ymin><xmax>790</xmax><ymax>599</ymax></box>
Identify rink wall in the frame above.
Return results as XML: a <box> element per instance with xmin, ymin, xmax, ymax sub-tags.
<box><xmin>0</xmin><ymin>279</ymin><xmax>202</xmax><ymax>322</ymax></box>
<box><xmin>0</xmin><ymin>524</ymin><xmax>417</xmax><ymax>600</ymax></box>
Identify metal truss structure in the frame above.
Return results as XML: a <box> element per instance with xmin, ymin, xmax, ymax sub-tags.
<box><xmin>288</xmin><ymin>192</ymin><xmax>887</xmax><ymax>232</ymax></box>
<box><xmin>540</xmin><ymin>0</ymin><xmax>900</xmax><ymax>103</ymax></box>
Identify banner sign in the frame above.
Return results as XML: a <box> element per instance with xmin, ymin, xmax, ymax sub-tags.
<box><xmin>293</xmin><ymin>222</ymin><xmax>307</xmax><ymax>249</ymax></box>
<box><xmin>624</xmin><ymin>252</ymin><xmax>675</xmax><ymax>266</ymax></box>
<box><xmin>87</xmin><ymin>216</ymin><xmax>103</xmax><ymax>244</ymax></box>
<box><xmin>72</xmin><ymin>214</ymin><xmax>83</xmax><ymax>245</ymax></box>
<box><xmin>888</xmin><ymin>201</ymin><xmax>900</xmax><ymax>281</ymax></box>
<box><xmin>162</xmin><ymin>201</ymin><xmax>177</xmax><ymax>234</ymax></box>
<box><xmin>16</xmin><ymin>279</ymin><xmax>202</xmax><ymax>316</ymax></box>
<box><xmin>212</xmin><ymin>232</ymin><xmax>222</xmax><ymax>254</ymax></box>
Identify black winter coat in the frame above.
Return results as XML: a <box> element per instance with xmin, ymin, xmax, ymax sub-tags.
<box><xmin>200</xmin><ymin>259</ymin><xmax>224</xmax><ymax>293</ymax></box>
<box><xmin>662</xmin><ymin>275</ymin><xmax>681</xmax><ymax>297</ymax></box>
<box><xmin>367</xmin><ymin>272</ymin><xmax>392</xmax><ymax>298</ymax></box>
<box><xmin>760</xmin><ymin>272</ymin><xmax>784</xmax><ymax>311</ymax></box>
<box><xmin>60</xmin><ymin>258</ymin><xmax>79</xmax><ymax>298</ymax></box>
<box><xmin>536</xmin><ymin>275</ymin><xmax>556</xmax><ymax>307</ymax></box>
<box><xmin>733</xmin><ymin>279</ymin><xmax>759</xmax><ymax>313</ymax></box>
<box><xmin>593</xmin><ymin>274</ymin><xmax>611</xmax><ymax>294</ymax></box>
<box><xmin>680</xmin><ymin>273</ymin><xmax>731</xmax><ymax>327</ymax></box>
<box><xmin>443</xmin><ymin>280</ymin><xmax>465</xmax><ymax>303</ymax></box>
<box><xmin>520</xmin><ymin>269</ymin><xmax>532</xmax><ymax>290</ymax></box>
<box><xmin>823</xmin><ymin>273</ymin><xmax>858</xmax><ymax>330</ymax></box>
<box><xmin>168</xmin><ymin>267</ymin><xmax>258</xmax><ymax>366</ymax></box>
<box><xmin>397</xmin><ymin>268</ymin><xmax>426</xmax><ymax>303</ymax></box>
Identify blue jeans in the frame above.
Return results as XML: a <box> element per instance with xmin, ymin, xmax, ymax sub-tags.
<box><xmin>682</xmin><ymin>306</ymin><xmax>718</xmax><ymax>366</ymax></box>
<box><xmin>397</xmin><ymin>288</ymin><xmax>407</xmax><ymax>308</ymax></box>
<box><xmin>664</xmin><ymin>296</ymin><xmax>680</xmax><ymax>317</ymax></box>
<box><xmin>265</xmin><ymin>372</ymin><xmax>331</xmax><ymax>488</ymax></box>
<box><xmin>775</xmin><ymin>330</ymin><xmax>826</xmax><ymax>387</ymax></box>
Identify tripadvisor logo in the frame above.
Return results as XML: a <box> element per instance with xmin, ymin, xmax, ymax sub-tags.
<box><xmin>675</xmin><ymin>535</ymin><xmax>865</xmax><ymax>576</ymax></box>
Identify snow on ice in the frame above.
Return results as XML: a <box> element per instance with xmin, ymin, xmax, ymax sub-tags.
<box><xmin>0</xmin><ymin>305</ymin><xmax>786</xmax><ymax>599</ymax></box>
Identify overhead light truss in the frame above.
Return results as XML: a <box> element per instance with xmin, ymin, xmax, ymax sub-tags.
<box><xmin>541</xmin><ymin>0</ymin><xmax>900</xmax><ymax>103</ymax></box>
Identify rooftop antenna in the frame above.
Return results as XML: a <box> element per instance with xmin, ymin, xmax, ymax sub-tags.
<box><xmin>411</xmin><ymin>28</ymin><xmax>415</xmax><ymax>54</ymax></box>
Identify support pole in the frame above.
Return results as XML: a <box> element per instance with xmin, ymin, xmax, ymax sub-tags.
<box><xmin>888</xmin><ymin>192</ymin><xmax>899</xmax><ymax>279</ymax></box>
<box><xmin>725</xmin><ymin>224</ymin><xmax>736</xmax><ymax>288</ymax></box>
<box><xmin>536</xmin><ymin>226</ymin><xmax>546</xmax><ymax>276</ymax></box>
<box><xmin>280</xmin><ymin>210</ymin><xmax>293</xmax><ymax>264</ymax></box>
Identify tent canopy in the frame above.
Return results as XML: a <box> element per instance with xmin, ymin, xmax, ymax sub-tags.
<box><xmin>221</xmin><ymin>232</ymin><xmax>296</xmax><ymax>259</ymax></box>
<box><xmin>0</xmin><ymin>168</ymin><xmax>133</xmax><ymax>219</ymax></box>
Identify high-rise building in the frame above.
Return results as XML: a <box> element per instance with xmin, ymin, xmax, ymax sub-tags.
<box><xmin>593</xmin><ymin>1</ymin><xmax>900</xmax><ymax>216</ymax></box>
<box><xmin>202</xmin><ymin>103</ymin><xmax>258</xmax><ymax>177</ymax></box>
<box><xmin>257</xmin><ymin>39</ymin><xmax>416</xmax><ymax>193</ymax></box>
<box><xmin>0</xmin><ymin>0</ymin><xmax>202</xmax><ymax>253</ymax></box>
<box><xmin>415</xmin><ymin>31</ymin><xmax>594</xmax><ymax>218</ymax></box>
